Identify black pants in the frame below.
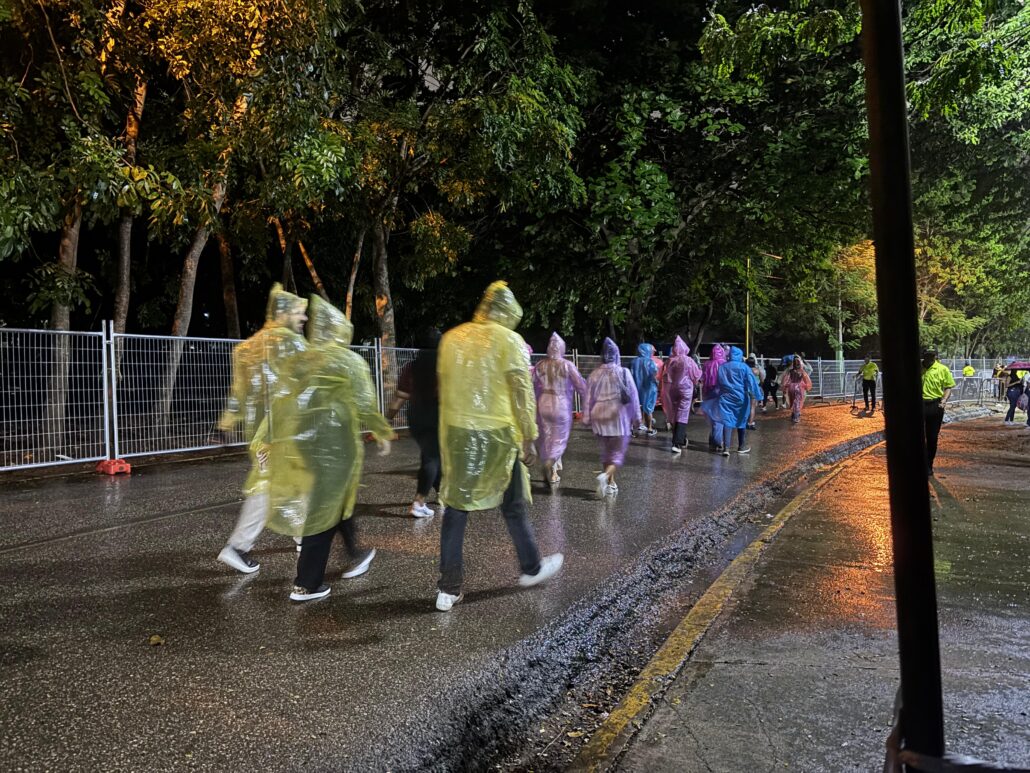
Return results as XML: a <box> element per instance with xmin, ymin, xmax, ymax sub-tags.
<box><xmin>438</xmin><ymin>461</ymin><xmax>541</xmax><ymax>595</ymax></box>
<box><xmin>671</xmin><ymin>421</ymin><xmax>687</xmax><ymax>448</ymax></box>
<box><xmin>1005</xmin><ymin>386</ymin><xmax>1022</xmax><ymax>422</ymax></box>
<box><xmin>410</xmin><ymin>424</ymin><xmax>442</xmax><ymax>497</ymax></box>
<box><xmin>862</xmin><ymin>379</ymin><xmax>877</xmax><ymax>409</ymax></box>
<box><xmin>762</xmin><ymin>383</ymin><xmax>778</xmax><ymax>406</ymax></box>
<box><xmin>295</xmin><ymin>518</ymin><xmax>360</xmax><ymax>590</ymax></box>
<box><xmin>923</xmin><ymin>400</ymin><xmax>944</xmax><ymax>474</ymax></box>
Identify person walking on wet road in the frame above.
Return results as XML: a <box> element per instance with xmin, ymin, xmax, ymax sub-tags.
<box><xmin>262</xmin><ymin>296</ymin><xmax>395</xmax><ymax>602</ymax></box>
<box><xmin>746</xmin><ymin>353</ymin><xmax>764</xmax><ymax>429</ymax></box>
<box><xmin>387</xmin><ymin>328</ymin><xmax>443</xmax><ymax>517</ymax></box>
<box><xmin>435</xmin><ymin>281</ymin><xmax>564</xmax><ymax>612</ymax></box>
<box><xmin>700</xmin><ymin>344</ymin><xmax>728</xmax><ymax>452</ymax></box>
<box><xmin>1002</xmin><ymin>364</ymin><xmax>1028</xmax><ymax>427</ymax></box>
<box><xmin>212</xmin><ymin>283</ymin><xmax>308</xmax><ymax>575</ymax></box>
<box><xmin>630</xmin><ymin>343</ymin><xmax>660</xmax><ymax>437</ymax></box>
<box><xmin>781</xmin><ymin>355</ymin><xmax>814</xmax><ymax>424</ymax></box>
<box><xmin>761</xmin><ymin>359</ymin><xmax>779</xmax><ymax>411</ymax></box>
<box><xmin>857</xmin><ymin>353</ymin><xmax>879</xmax><ymax>412</ymax></box>
<box><xmin>661</xmin><ymin>336</ymin><xmax>702</xmax><ymax>454</ymax></box>
<box><xmin>584</xmin><ymin>338</ymin><xmax>641</xmax><ymax>497</ymax></box>
<box><xmin>533</xmin><ymin>332</ymin><xmax>587</xmax><ymax>486</ymax></box>
<box><xmin>922</xmin><ymin>347</ymin><xmax>955</xmax><ymax>476</ymax></box>
<box><xmin>717</xmin><ymin>346</ymin><xmax>763</xmax><ymax>455</ymax></box>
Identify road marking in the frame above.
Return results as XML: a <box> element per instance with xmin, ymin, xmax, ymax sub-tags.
<box><xmin>571</xmin><ymin>446</ymin><xmax>878</xmax><ymax>771</ymax></box>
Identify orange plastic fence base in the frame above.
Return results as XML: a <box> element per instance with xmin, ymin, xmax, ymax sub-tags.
<box><xmin>96</xmin><ymin>459</ymin><xmax>132</xmax><ymax>475</ymax></box>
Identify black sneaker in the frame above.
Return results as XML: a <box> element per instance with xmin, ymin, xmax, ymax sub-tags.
<box><xmin>218</xmin><ymin>545</ymin><xmax>260</xmax><ymax>574</ymax></box>
<box><xmin>341</xmin><ymin>548</ymin><xmax>376</xmax><ymax>579</ymax></box>
<box><xmin>290</xmin><ymin>584</ymin><xmax>331</xmax><ymax>602</ymax></box>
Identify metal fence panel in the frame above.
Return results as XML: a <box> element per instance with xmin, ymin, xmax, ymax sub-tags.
<box><xmin>0</xmin><ymin>328</ymin><xmax>108</xmax><ymax>470</ymax></box>
<box><xmin>111</xmin><ymin>332</ymin><xmax>245</xmax><ymax>458</ymax></box>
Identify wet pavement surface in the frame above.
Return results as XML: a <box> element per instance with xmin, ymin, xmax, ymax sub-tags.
<box><xmin>0</xmin><ymin>404</ymin><xmax>886</xmax><ymax>771</ymax></box>
<box><xmin>618</xmin><ymin>417</ymin><xmax>1030</xmax><ymax>771</ymax></box>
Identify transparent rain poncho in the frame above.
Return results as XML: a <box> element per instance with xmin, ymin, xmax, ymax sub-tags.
<box><xmin>584</xmin><ymin>338</ymin><xmax>640</xmax><ymax>438</ymax></box>
<box><xmin>533</xmin><ymin>332</ymin><xmax>587</xmax><ymax>463</ymax></box>
<box><xmin>217</xmin><ymin>283</ymin><xmax>308</xmax><ymax>496</ymax></box>
<box><xmin>661</xmin><ymin>336</ymin><xmax>702</xmax><ymax>424</ymax></box>
<box><xmin>263</xmin><ymin>295</ymin><xmax>394</xmax><ymax>538</ymax></box>
<box><xmin>630</xmin><ymin>343</ymin><xmax>659</xmax><ymax>414</ymax></box>
<box><xmin>438</xmin><ymin>281</ymin><xmax>537</xmax><ymax>512</ymax></box>
<box><xmin>717</xmin><ymin>346</ymin><xmax>763</xmax><ymax>429</ymax></box>
<box><xmin>700</xmin><ymin>343</ymin><xmax>728</xmax><ymax>424</ymax></box>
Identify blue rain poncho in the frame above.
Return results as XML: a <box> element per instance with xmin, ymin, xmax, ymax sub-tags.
<box><xmin>630</xmin><ymin>343</ymin><xmax>659</xmax><ymax>414</ymax></box>
<box><xmin>717</xmin><ymin>346</ymin><xmax>763</xmax><ymax>429</ymax></box>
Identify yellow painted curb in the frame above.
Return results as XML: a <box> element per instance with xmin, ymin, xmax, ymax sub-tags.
<box><xmin>570</xmin><ymin>449</ymin><xmax>873</xmax><ymax>772</ymax></box>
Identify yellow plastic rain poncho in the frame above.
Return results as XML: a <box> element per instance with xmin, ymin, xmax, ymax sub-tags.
<box><xmin>263</xmin><ymin>295</ymin><xmax>394</xmax><ymax>538</ymax></box>
<box><xmin>217</xmin><ymin>283</ymin><xmax>308</xmax><ymax>496</ymax></box>
<box><xmin>438</xmin><ymin>281</ymin><xmax>537</xmax><ymax>512</ymax></box>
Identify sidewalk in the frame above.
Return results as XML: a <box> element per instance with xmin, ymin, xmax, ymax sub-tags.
<box><xmin>612</xmin><ymin>418</ymin><xmax>1030</xmax><ymax>771</ymax></box>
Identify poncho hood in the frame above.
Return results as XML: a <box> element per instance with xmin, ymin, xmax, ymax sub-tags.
<box><xmin>473</xmin><ymin>281</ymin><xmax>523</xmax><ymax>330</ymax></box>
<box><xmin>728</xmin><ymin>346</ymin><xmax>745</xmax><ymax>363</ymax></box>
<box><xmin>671</xmin><ymin>336</ymin><xmax>690</xmax><ymax>358</ymax></box>
<box><xmin>305</xmin><ymin>295</ymin><xmax>353</xmax><ymax>347</ymax></box>
<box><xmin>547</xmin><ymin>332</ymin><xmax>566</xmax><ymax>359</ymax></box>
<box><xmin>265</xmin><ymin>282</ymin><xmax>307</xmax><ymax>322</ymax></box>
<box><xmin>602</xmin><ymin>337</ymin><xmax>621</xmax><ymax>364</ymax></box>
<box><xmin>711</xmin><ymin>344</ymin><xmax>727</xmax><ymax>364</ymax></box>
<box><xmin>637</xmin><ymin>342</ymin><xmax>654</xmax><ymax>359</ymax></box>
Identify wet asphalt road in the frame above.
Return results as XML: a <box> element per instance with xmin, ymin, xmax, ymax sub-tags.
<box><xmin>0</xmin><ymin>404</ymin><xmax>884</xmax><ymax>771</ymax></box>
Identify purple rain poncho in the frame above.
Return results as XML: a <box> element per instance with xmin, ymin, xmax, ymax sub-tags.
<box><xmin>584</xmin><ymin>338</ymin><xmax>640</xmax><ymax>467</ymax></box>
<box><xmin>661</xmin><ymin>336</ymin><xmax>703</xmax><ymax>425</ymax></box>
<box><xmin>630</xmin><ymin>343</ymin><xmax>660</xmax><ymax>414</ymax></box>
<box><xmin>717</xmin><ymin>346</ymin><xmax>763</xmax><ymax>429</ymax></box>
<box><xmin>700</xmin><ymin>344</ymin><xmax>728</xmax><ymax>424</ymax></box>
<box><xmin>533</xmin><ymin>333</ymin><xmax>587</xmax><ymax>463</ymax></box>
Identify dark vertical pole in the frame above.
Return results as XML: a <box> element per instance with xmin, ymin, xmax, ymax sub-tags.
<box><xmin>860</xmin><ymin>0</ymin><xmax>945</xmax><ymax>761</ymax></box>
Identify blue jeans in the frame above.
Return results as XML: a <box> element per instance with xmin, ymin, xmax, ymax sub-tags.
<box><xmin>1005</xmin><ymin>386</ymin><xmax>1022</xmax><ymax>422</ymax></box>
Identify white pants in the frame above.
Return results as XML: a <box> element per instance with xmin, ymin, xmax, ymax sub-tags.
<box><xmin>226</xmin><ymin>492</ymin><xmax>268</xmax><ymax>553</ymax></box>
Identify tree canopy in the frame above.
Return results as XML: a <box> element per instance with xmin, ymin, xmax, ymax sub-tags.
<box><xmin>1</xmin><ymin>0</ymin><xmax>1027</xmax><ymax>357</ymax></box>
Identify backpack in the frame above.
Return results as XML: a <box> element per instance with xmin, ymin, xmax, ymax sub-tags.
<box><xmin>1019</xmin><ymin>392</ymin><xmax>1029</xmax><ymax>412</ymax></box>
<box><xmin>591</xmin><ymin>369</ymin><xmax>627</xmax><ymax>423</ymax></box>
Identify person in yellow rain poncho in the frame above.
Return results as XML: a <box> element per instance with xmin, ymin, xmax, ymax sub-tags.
<box><xmin>434</xmin><ymin>281</ymin><xmax>564</xmax><ymax>612</ymax></box>
<box><xmin>261</xmin><ymin>295</ymin><xmax>396</xmax><ymax>602</ymax></box>
<box><xmin>213</xmin><ymin>283</ymin><xmax>308</xmax><ymax>575</ymax></box>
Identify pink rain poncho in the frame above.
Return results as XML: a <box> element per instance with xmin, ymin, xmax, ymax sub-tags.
<box><xmin>700</xmin><ymin>344</ymin><xmax>728</xmax><ymax>425</ymax></box>
<box><xmin>584</xmin><ymin>338</ymin><xmax>640</xmax><ymax>467</ymax></box>
<box><xmin>661</xmin><ymin>336</ymin><xmax>703</xmax><ymax>424</ymax></box>
<box><xmin>533</xmin><ymin>333</ymin><xmax>587</xmax><ymax>463</ymax></box>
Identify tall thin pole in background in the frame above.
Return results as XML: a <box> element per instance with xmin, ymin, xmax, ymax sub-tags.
<box><xmin>859</xmin><ymin>0</ymin><xmax>945</xmax><ymax>760</ymax></box>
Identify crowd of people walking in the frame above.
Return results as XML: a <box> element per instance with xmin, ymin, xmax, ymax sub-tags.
<box><xmin>211</xmin><ymin>280</ymin><xmax>1018</xmax><ymax>611</ymax></box>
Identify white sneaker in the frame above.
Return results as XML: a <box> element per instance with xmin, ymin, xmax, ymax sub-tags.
<box><xmin>670</xmin><ymin>445</ymin><xmax>682</xmax><ymax>455</ymax></box>
<box><xmin>518</xmin><ymin>553</ymin><xmax>564</xmax><ymax>587</ymax></box>
<box><xmin>554</xmin><ymin>458</ymin><xmax>563</xmax><ymax>472</ymax></box>
<box><xmin>638</xmin><ymin>424</ymin><xmax>647</xmax><ymax>433</ymax></box>
<box><xmin>647</xmin><ymin>428</ymin><xmax>658</xmax><ymax>437</ymax></box>
<box><xmin>410</xmin><ymin>502</ymin><xmax>434</xmax><ymax>518</ymax></box>
<box><xmin>218</xmin><ymin>545</ymin><xmax>260</xmax><ymax>574</ymax></box>
<box><xmin>605</xmin><ymin>482</ymin><xmax>619</xmax><ymax>497</ymax></box>
<box><xmin>595</xmin><ymin>472</ymin><xmax>608</xmax><ymax>498</ymax></box>
<box><xmin>1004</xmin><ymin>420</ymin><xmax>1014</xmax><ymax>426</ymax></box>
<box><xmin>341</xmin><ymin>548</ymin><xmax>376</xmax><ymax>578</ymax></box>
<box><xmin>435</xmin><ymin>590</ymin><xmax>463</xmax><ymax>612</ymax></box>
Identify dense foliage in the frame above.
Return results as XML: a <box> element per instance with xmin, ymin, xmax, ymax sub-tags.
<box><xmin>1</xmin><ymin>0</ymin><xmax>1027</xmax><ymax>357</ymax></box>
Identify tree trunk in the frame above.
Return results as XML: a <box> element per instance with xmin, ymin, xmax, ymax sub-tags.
<box><xmin>345</xmin><ymin>228</ymin><xmax>365</xmax><ymax>320</ymax></box>
<box><xmin>113</xmin><ymin>79</ymin><xmax>147</xmax><ymax>338</ymax></box>
<box><xmin>689</xmin><ymin>303</ymin><xmax>714</xmax><ymax>354</ymax></box>
<box><xmin>46</xmin><ymin>201</ymin><xmax>82</xmax><ymax>458</ymax></box>
<box><xmin>297</xmin><ymin>241</ymin><xmax>329</xmax><ymax>301</ymax></box>
<box><xmin>281</xmin><ymin>239</ymin><xmax>296</xmax><ymax>293</ymax></box>
<box><xmin>372</xmin><ymin>223</ymin><xmax>398</xmax><ymax>390</ymax></box>
<box><xmin>216</xmin><ymin>232</ymin><xmax>240</xmax><ymax>338</ymax></box>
